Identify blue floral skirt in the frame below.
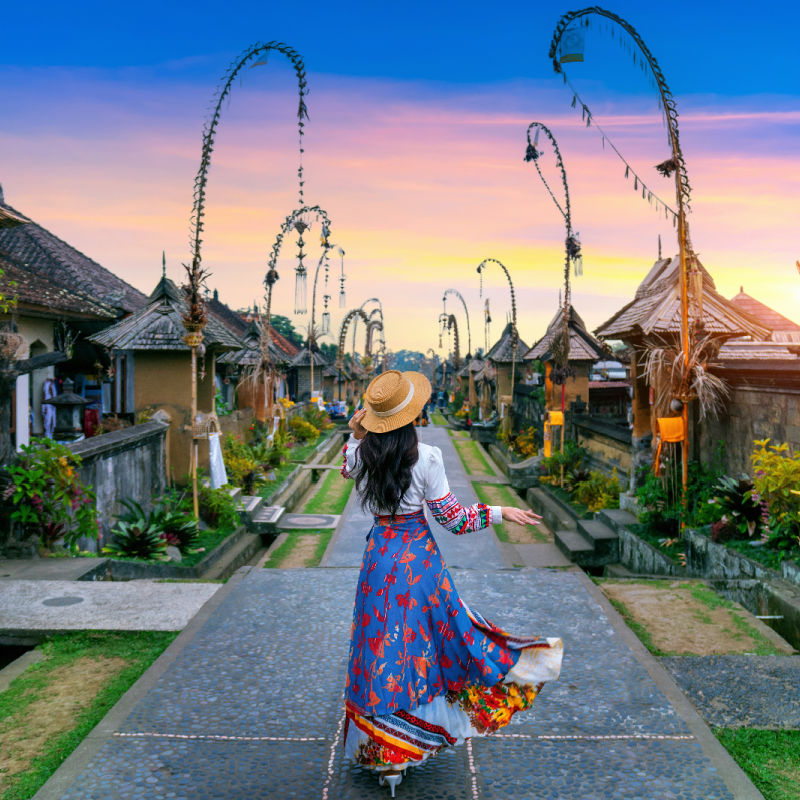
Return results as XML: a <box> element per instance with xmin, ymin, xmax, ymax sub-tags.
<box><xmin>344</xmin><ymin>510</ymin><xmax>562</xmax><ymax>768</ymax></box>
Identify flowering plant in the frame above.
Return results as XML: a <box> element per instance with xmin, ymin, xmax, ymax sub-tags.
<box><xmin>6</xmin><ymin>438</ymin><xmax>98</xmax><ymax>549</ymax></box>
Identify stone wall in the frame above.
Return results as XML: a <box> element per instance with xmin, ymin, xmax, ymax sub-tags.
<box><xmin>70</xmin><ymin>421</ymin><xmax>168</xmax><ymax>550</ymax></box>
<box><xmin>696</xmin><ymin>385</ymin><xmax>800</xmax><ymax>477</ymax></box>
<box><xmin>572</xmin><ymin>416</ymin><xmax>632</xmax><ymax>482</ymax></box>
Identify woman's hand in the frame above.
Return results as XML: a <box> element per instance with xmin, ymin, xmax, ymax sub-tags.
<box><xmin>501</xmin><ymin>507</ymin><xmax>543</xmax><ymax>526</ymax></box>
<box><xmin>349</xmin><ymin>408</ymin><xmax>368</xmax><ymax>440</ymax></box>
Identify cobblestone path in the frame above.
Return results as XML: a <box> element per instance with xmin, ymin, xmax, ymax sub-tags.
<box><xmin>36</xmin><ymin>426</ymin><xmax>760</xmax><ymax>799</ymax></box>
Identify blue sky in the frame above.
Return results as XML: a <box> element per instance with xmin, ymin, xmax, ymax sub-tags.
<box><xmin>4</xmin><ymin>0</ymin><xmax>798</xmax><ymax>95</ymax></box>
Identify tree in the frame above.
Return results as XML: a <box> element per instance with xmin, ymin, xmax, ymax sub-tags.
<box><xmin>319</xmin><ymin>342</ymin><xmax>338</xmax><ymax>362</ymax></box>
<box><xmin>270</xmin><ymin>314</ymin><xmax>303</xmax><ymax>348</ymax></box>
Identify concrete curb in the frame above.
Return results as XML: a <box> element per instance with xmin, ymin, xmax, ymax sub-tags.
<box><xmin>32</xmin><ymin>567</ymin><xmax>253</xmax><ymax>800</ymax></box>
<box><xmin>574</xmin><ymin>568</ymin><xmax>765</xmax><ymax>800</ymax></box>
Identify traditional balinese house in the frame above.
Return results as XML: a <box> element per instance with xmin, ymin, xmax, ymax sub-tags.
<box><xmin>474</xmin><ymin>360</ymin><xmax>496</xmax><ymax>420</ymax></box>
<box><xmin>290</xmin><ymin>346</ymin><xmax>331</xmax><ymax>401</ymax></box>
<box><xmin>485</xmin><ymin>323</ymin><xmax>529</xmax><ymax>419</ymax></box>
<box><xmin>595</xmin><ymin>254</ymin><xmax>768</xmax><ymax>483</ymax></box>
<box><xmin>215</xmin><ymin>320</ymin><xmax>296</xmax><ymax>417</ymax></box>
<box><xmin>0</xmin><ymin>185</ymin><xmax>147</xmax><ymax>450</ymax></box>
<box><xmin>696</xmin><ymin>289</ymin><xmax>800</xmax><ymax>475</ymax></box>
<box><xmin>525</xmin><ymin>306</ymin><xmax>606</xmax><ymax>413</ymax></box>
<box><xmin>90</xmin><ymin>274</ymin><xmax>240</xmax><ymax>481</ymax></box>
<box><xmin>730</xmin><ymin>288</ymin><xmax>800</xmax><ymax>345</ymax></box>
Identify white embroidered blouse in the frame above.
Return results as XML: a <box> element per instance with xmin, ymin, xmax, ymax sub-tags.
<box><xmin>341</xmin><ymin>433</ymin><xmax>502</xmax><ymax>534</ymax></box>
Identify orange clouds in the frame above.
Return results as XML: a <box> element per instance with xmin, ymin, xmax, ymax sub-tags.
<box><xmin>1</xmin><ymin>70</ymin><xmax>798</xmax><ymax>353</ymax></box>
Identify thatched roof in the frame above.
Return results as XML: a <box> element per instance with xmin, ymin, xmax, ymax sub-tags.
<box><xmin>0</xmin><ymin>189</ymin><xmax>146</xmax><ymax>314</ymax></box>
<box><xmin>290</xmin><ymin>346</ymin><xmax>330</xmax><ymax>368</ymax></box>
<box><xmin>0</xmin><ymin>250</ymin><xmax>116</xmax><ymax>320</ymax></box>
<box><xmin>90</xmin><ymin>275</ymin><xmax>240</xmax><ymax>352</ymax></box>
<box><xmin>216</xmin><ymin>319</ymin><xmax>299</xmax><ymax>367</ymax></box>
<box><xmin>486</xmin><ymin>322</ymin><xmax>529</xmax><ymax>364</ymax></box>
<box><xmin>526</xmin><ymin>305</ymin><xmax>605</xmax><ymax>363</ymax></box>
<box><xmin>730</xmin><ymin>289</ymin><xmax>800</xmax><ymax>343</ymax></box>
<box><xmin>595</xmin><ymin>255</ymin><xmax>769</xmax><ymax>342</ymax></box>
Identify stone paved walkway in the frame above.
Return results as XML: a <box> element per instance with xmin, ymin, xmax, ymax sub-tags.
<box><xmin>32</xmin><ymin>422</ymin><xmax>763</xmax><ymax>799</ymax></box>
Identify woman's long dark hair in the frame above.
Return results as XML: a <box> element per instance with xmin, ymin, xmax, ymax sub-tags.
<box><xmin>355</xmin><ymin>422</ymin><xmax>419</xmax><ymax>517</ymax></box>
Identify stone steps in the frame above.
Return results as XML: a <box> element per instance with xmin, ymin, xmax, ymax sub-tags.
<box><xmin>526</xmin><ymin>487</ymin><xmax>578</xmax><ymax>534</ymax></box>
<box><xmin>554</xmin><ymin>529</ymin><xmax>594</xmax><ymax>565</ymax></box>
<box><xmin>577</xmin><ymin>519</ymin><xmax>620</xmax><ymax>563</ymax></box>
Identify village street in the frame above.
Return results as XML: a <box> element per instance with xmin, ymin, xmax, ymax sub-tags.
<box><xmin>27</xmin><ymin>425</ymin><xmax>760</xmax><ymax>800</ymax></box>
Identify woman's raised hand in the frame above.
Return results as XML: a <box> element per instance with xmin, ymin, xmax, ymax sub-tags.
<box><xmin>349</xmin><ymin>408</ymin><xmax>368</xmax><ymax>440</ymax></box>
<box><xmin>501</xmin><ymin>507</ymin><xmax>543</xmax><ymax>526</ymax></box>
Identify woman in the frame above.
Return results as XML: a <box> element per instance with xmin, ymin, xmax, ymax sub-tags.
<box><xmin>341</xmin><ymin>370</ymin><xmax>562</xmax><ymax>796</ymax></box>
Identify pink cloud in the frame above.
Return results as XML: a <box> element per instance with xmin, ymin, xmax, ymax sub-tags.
<box><xmin>1</xmin><ymin>68</ymin><xmax>798</xmax><ymax>353</ymax></box>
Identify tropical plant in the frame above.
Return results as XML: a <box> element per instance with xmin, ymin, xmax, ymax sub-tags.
<box><xmin>303</xmin><ymin>405</ymin><xmax>334</xmax><ymax>431</ymax></box>
<box><xmin>572</xmin><ymin>470</ymin><xmax>621</xmax><ymax>512</ymax></box>
<box><xmin>103</xmin><ymin>501</ymin><xmax>169</xmax><ymax>561</ymax></box>
<box><xmin>221</xmin><ymin>434</ymin><xmax>262</xmax><ymax>490</ymax></box>
<box><xmin>750</xmin><ymin>439</ymin><xmax>800</xmax><ymax>557</ymax></box>
<box><xmin>149</xmin><ymin>491</ymin><xmax>200</xmax><ymax>554</ymax></box>
<box><xmin>514</xmin><ymin>427</ymin><xmax>538</xmax><ymax>459</ymax></box>
<box><xmin>706</xmin><ymin>476</ymin><xmax>762</xmax><ymax>542</ymax></box>
<box><xmin>540</xmin><ymin>441</ymin><xmax>588</xmax><ymax>487</ymax></box>
<box><xmin>6</xmin><ymin>438</ymin><xmax>98</xmax><ymax>549</ymax></box>
<box><xmin>215</xmin><ymin>387</ymin><xmax>231</xmax><ymax>416</ymax></box>
<box><xmin>198</xmin><ymin>483</ymin><xmax>240</xmax><ymax>530</ymax></box>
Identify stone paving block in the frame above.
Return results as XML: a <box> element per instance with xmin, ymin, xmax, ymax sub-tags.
<box><xmin>661</xmin><ymin>654</ymin><xmax>800</xmax><ymax>728</ymax></box>
<box><xmin>59</xmin><ymin>737</ymin><xmax>328</xmax><ymax>800</ymax></box>
<box><xmin>472</xmin><ymin>737</ymin><xmax>733</xmax><ymax>799</ymax></box>
<box><xmin>326</xmin><ymin>742</ymin><xmax>472</xmax><ymax>799</ymax></box>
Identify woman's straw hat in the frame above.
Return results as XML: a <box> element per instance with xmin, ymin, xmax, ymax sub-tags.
<box><xmin>361</xmin><ymin>370</ymin><xmax>432</xmax><ymax>433</ymax></box>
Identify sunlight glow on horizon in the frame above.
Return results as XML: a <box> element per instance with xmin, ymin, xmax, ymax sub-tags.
<box><xmin>1</xmin><ymin>70</ymin><xmax>798</xmax><ymax>353</ymax></box>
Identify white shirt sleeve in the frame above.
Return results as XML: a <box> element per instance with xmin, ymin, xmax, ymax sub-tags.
<box><xmin>341</xmin><ymin>432</ymin><xmax>362</xmax><ymax>479</ymax></box>
<box><xmin>424</xmin><ymin>446</ymin><xmax>502</xmax><ymax>531</ymax></box>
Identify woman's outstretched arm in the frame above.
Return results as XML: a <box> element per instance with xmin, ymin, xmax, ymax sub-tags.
<box><xmin>424</xmin><ymin>447</ymin><xmax>543</xmax><ymax>535</ymax></box>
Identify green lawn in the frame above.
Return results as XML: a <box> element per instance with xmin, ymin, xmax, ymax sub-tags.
<box><xmin>431</xmin><ymin>412</ymin><xmax>448</xmax><ymax>426</ymax></box>
<box><xmin>452</xmin><ymin>437</ymin><xmax>494</xmax><ymax>476</ymax></box>
<box><xmin>304</xmin><ymin>469</ymin><xmax>354</xmax><ymax>515</ymax></box>
<box><xmin>0</xmin><ymin>631</ymin><xmax>176</xmax><ymax>800</ymax></box>
<box><xmin>716</xmin><ymin>729</ymin><xmax>800</xmax><ymax>800</ymax></box>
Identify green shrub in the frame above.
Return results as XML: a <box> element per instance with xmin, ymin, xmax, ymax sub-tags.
<box><xmin>221</xmin><ymin>433</ymin><xmax>262</xmax><ymax>491</ymax></box>
<box><xmin>751</xmin><ymin>439</ymin><xmax>800</xmax><ymax>558</ymax></box>
<box><xmin>198</xmin><ymin>484</ymin><xmax>240</xmax><ymax>530</ymax></box>
<box><xmin>6</xmin><ymin>438</ymin><xmax>98</xmax><ymax>549</ymax></box>
<box><xmin>289</xmin><ymin>415</ymin><xmax>320</xmax><ymax>443</ymax></box>
<box><xmin>303</xmin><ymin>405</ymin><xmax>334</xmax><ymax>431</ymax></box>
<box><xmin>572</xmin><ymin>470</ymin><xmax>621</xmax><ymax>512</ymax></box>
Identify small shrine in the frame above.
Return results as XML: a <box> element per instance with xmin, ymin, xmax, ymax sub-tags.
<box><xmin>526</xmin><ymin>305</ymin><xmax>606</xmax><ymax>412</ymax></box>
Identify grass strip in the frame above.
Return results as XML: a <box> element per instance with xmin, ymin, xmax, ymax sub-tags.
<box><xmin>264</xmin><ymin>529</ymin><xmax>333</xmax><ymax>568</ymax></box>
<box><xmin>431</xmin><ymin>412</ymin><xmax>448</xmax><ymax>426</ymax></box>
<box><xmin>452</xmin><ymin>438</ymin><xmax>493</xmax><ymax>476</ymax></box>
<box><xmin>0</xmin><ymin>631</ymin><xmax>176</xmax><ymax>800</ymax></box>
<box><xmin>475</xmin><ymin>483</ymin><xmax>549</xmax><ymax>543</ymax></box>
<box><xmin>304</xmin><ymin>469</ymin><xmax>354</xmax><ymax>516</ymax></box>
<box><xmin>715</xmin><ymin>729</ymin><xmax>800</xmax><ymax>800</ymax></box>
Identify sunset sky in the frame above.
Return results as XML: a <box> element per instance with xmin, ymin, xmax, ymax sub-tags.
<box><xmin>2</xmin><ymin>0</ymin><xmax>798</xmax><ymax>355</ymax></box>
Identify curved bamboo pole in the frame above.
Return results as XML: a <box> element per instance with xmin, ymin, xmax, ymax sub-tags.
<box><xmin>550</xmin><ymin>7</ymin><xmax>692</xmax><ymax>493</ymax></box>
<box><xmin>186</xmin><ymin>41</ymin><xmax>308</xmax><ymax>519</ymax></box>
<box><xmin>476</xmin><ymin>258</ymin><xmax>518</xmax><ymax>424</ymax></box>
